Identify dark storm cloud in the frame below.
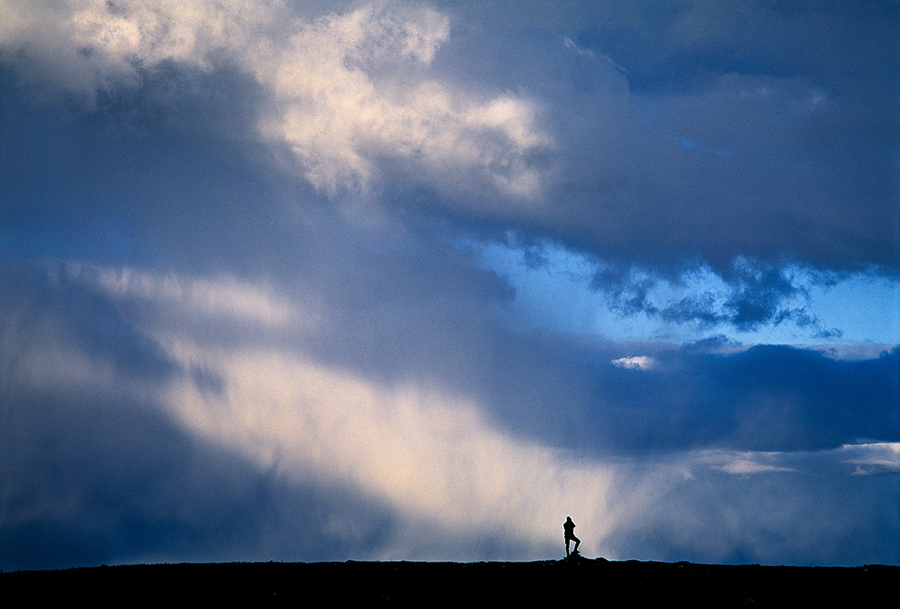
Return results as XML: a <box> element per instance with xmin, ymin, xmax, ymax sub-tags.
<box><xmin>566</xmin><ymin>0</ymin><xmax>899</xmax><ymax>96</ymax></box>
<box><xmin>430</xmin><ymin>0</ymin><xmax>899</xmax><ymax>277</ymax></box>
<box><xmin>509</xmin><ymin>340</ymin><xmax>900</xmax><ymax>455</ymax></box>
<box><xmin>0</xmin><ymin>257</ymin><xmax>575</xmax><ymax>567</ymax></box>
<box><xmin>3</xmin><ymin>0</ymin><xmax>896</xmax><ymax>278</ymax></box>
<box><xmin>591</xmin><ymin>259</ymin><xmax>844</xmax><ymax>336</ymax></box>
<box><xmin>0</xmin><ymin>263</ymin><xmax>398</xmax><ymax>571</ymax></box>
<box><xmin>0</xmin><ymin>384</ymin><xmax>396</xmax><ymax>571</ymax></box>
<box><xmin>0</xmin><ymin>0</ymin><xmax>897</xmax><ymax>570</ymax></box>
<box><xmin>0</xmin><ymin>262</ymin><xmax>177</xmax><ymax>385</ymax></box>
<box><xmin>0</xmin><ymin>61</ymin><xmax>294</xmax><ymax>275</ymax></box>
<box><xmin>6</xmin><ymin>254</ymin><xmax>892</xmax><ymax>570</ymax></box>
<box><xmin>606</xmin><ymin>459</ymin><xmax>900</xmax><ymax>566</ymax></box>
<box><xmin>0</xmin><ymin>255</ymin><xmax>554</xmax><ymax>570</ymax></box>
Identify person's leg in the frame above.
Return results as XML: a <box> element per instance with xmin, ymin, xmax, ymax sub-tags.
<box><xmin>573</xmin><ymin>535</ymin><xmax>580</xmax><ymax>553</ymax></box>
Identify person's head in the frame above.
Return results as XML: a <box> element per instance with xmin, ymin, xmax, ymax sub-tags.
<box><xmin>566</xmin><ymin>516</ymin><xmax>572</xmax><ymax>522</ymax></box>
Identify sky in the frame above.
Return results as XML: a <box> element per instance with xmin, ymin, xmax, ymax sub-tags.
<box><xmin>1</xmin><ymin>0</ymin><xmax>898</xmax><ymax>570</ymax></box>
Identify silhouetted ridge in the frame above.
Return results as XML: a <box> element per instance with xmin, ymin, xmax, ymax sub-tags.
<box><xmin>3</xmin><ymin>560</ymin><xmax>896</xmax><ymax>606</ymax></box>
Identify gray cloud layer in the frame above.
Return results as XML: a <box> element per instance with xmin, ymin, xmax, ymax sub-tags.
<box><xmin>1</xmin><ymin>1</ymin><xmax>898</xmax><ymax>570</ymax></box>
<box><xmin>2</xmin><ymin>259</ymin><xmax>897</xmax><ymax>569</ymax></box>
<box><xmin>3</xmin><ymin>0</ymin><xmax>896</xmax><ymax>275</ymax></box>
<box><xmin>430</xmin><ymin>0</ymin><xmax>899</xmax><ymax>274</ymax></box>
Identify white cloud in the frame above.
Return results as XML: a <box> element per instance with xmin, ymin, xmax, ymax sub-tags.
<box><xmin>252</xmin><ymin>3</ymin><xmax>549</xmax><ymax>197</ymax></box>
<box><xmin>6</xmin><ymin>260</ymin><xmax>897</xmax><ymax>563</ymax></box>
<box><xmin>0</xmin><ymin>0</ymin><xmax>550</xmax><ymax>198</ymax></box>
<box><xmin>0</xmin><ymin>0</ymin><xmax>278</xmax><ymax>93</ymax></box>
<box><xmin>67</xmin><ymin>262</ymin><xmax>307</xmax><ymax>329</ymax></box>
<box><xmin>611</xmin><ymin>355</ymin><xmax>657</xmax><ymax>370</ymax></box>
<box><xmin>161</xmin><ymin>339</ymin><xmax>617</xmax><ymax>554</ymax></box>
<box><xmin>842</xmin><ymin>442</ymin><xmax>900</xmax><ymax>476</ymax></box>
<box><xmin>693</xmin><ymin>443</ymin><xmax>900</xmax><ymax>477</ymax></box>
<box><xmin>695</xmin><ymin>450</ymin><xmax>796</xmax><ymax>475</ymax></box>
<box><xmin>52</xmin><ymin>262</ymin><xmax>617</xmax><ymax>557</ymax></box>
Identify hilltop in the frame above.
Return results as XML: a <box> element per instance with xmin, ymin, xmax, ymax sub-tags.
<box><xmin>3</xmin><ymin>558</ymin><xmax>897</xmax><ymax>606</ymax></box>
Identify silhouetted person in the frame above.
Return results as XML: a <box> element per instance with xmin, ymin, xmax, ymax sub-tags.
<box><xmin>563</xmin><ymin>516</ymin><xmax>580</xmax><ymax>556</ymax></box>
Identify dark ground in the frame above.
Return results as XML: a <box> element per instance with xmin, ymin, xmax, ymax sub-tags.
<box><xmin>2</xmin><ymin>558</ymin><xmax>897</xmax><ymax>606</ymax></box>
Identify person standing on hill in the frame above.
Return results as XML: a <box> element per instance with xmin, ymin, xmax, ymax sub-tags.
<box><xmin>563</xmin><ymin>516</ymin><xmax>580</xmax><ymax>557</ymax></box>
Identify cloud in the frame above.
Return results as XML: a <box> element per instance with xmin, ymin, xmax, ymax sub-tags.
<box><xmin>608</xmin><ymin>447</ymin><xmax>900</xmax><ymax>566</ymax></box>
<box><xmin>694</xmin><ymin>443</ymin><xmax>900</xmax><ymax>477</ymax></box>
<box><xmin>611</xmin><ymin>355</ymin><xmax>656</xmax><ymax>370</ymax></box>
<box><xmin>592</xmin><ymin>258</ymin><xmax>847</xmax><ymax>337</ymax></box>
<box><xmin>2</xmin><ymin>260</ymin><xmax>898</xmax><ymax>568</ymax></box>
<box><xmin>544</xmin><ymin>341</ymin><xmax>900</xmax><ymax>455</ymax></box>
<box><xmin>69</xmin><ymin>263</ymin><xmax>304</xmax><ymax>329</ymax></box>
<box><xmin>0</xmin><ymin>0</ymin><xmax>272</xmax><ymax>94</ymax></box>
<box><xmin>69</xmin><ymin>259</ymin><xmax>899</xmax><ymax>464</ymax></box>
<box><xmin>0</xmin><ymin>261</ymin><xmax>616</xmax><ymax>565</ymax></box>
<box><xmin>479</xmin><ymin>1</ymin><xmax>899</xmax><ymax>277</ymax></box>
<box><xmin>3</xmin><ymin>0</ymin><xmax>896</xmax><ymax>283</ymax></box>
<box><xmin>843</xmin><ymin>442</ymin><xmax>900</xmax><ymax>476</ymax></box>
<box><xmin>251</xmin><ymin>1</ymin><xmax>550</xmax><ymax>198</ymax></box>
<box><xmin>0</xmin><ymin>0</ymin><xmax>550</xmax><ymax>199</ymax></box>
<box><xmin>161</xmin><ymin>342</ymin><xmax>618</xmax><ymax>549</ymax></box>
<box><xmin>1</xmin><ymin>1</ymin><xmax>898</xmax><ymax>571</ymax></box>
<box><xmin>76</xmin><ymin>262</ymin><xmax>619</xmax><ymax>551</ymax></box>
